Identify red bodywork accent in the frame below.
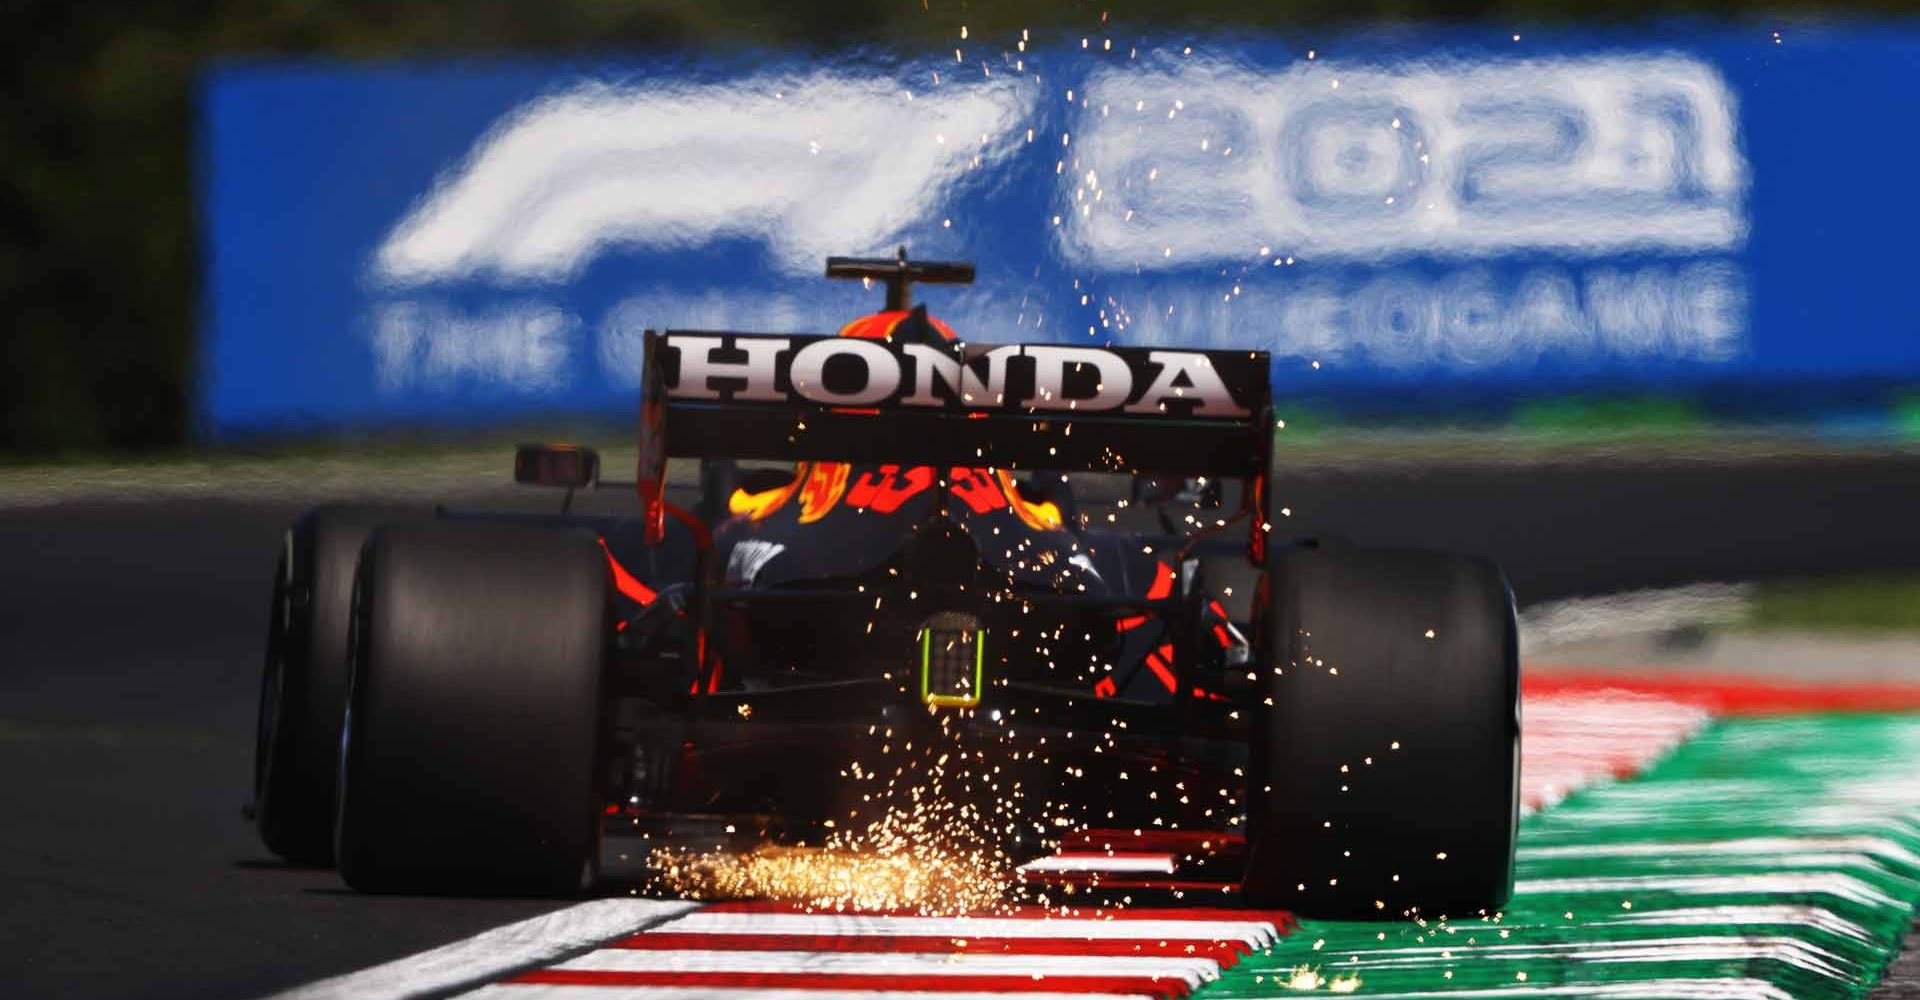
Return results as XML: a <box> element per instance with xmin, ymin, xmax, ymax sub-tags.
<box><xmin>1145</xmin><ymin>561</ymin><xmax>1175</xmax><ymax>601</ymax></box>
<box><xmin>845</xmin><ymin>464</ymin><xmax>936</xmax><ymax>513</ymax></box>
<box><xmin>947</xmin><ymin>466</ymin><xmax>1008</xmax><ymax>514</ymax></box>
<box><xmin>599</xmin><ymin>539</ymin><xmax>656</xmax><ymax>605</ymax></box>
<box><xmin>688</xmin><ymin>629</ymin><xmax>718</xmax><ymax>695</ymax></box>
<box><xmin>1098</xmin><ymin>563</ymin><xmax>1180</xmax><ymax>698</ymax></box>
<box><xmin>837</xmin><ymin>310</ymin><xmax>960</xmax><ymax>341</ymax></box>
<box><xmin>1145</xmin><ymin>643</ymin><xmax>1178</xmax><ymax>693</ymax></box>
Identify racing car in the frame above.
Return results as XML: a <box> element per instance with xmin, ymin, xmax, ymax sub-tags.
<box><xmin>252</xmin><ymin>252</ymin><xmax>1519</xmax><ymax>918</ymax></box>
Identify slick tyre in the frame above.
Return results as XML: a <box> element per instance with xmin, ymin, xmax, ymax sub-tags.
<box><xmin>334</xmin><ymin>521</ymin><xmax>611</xmax><ymax>894</ymax></box>
<box><xmin>1244</xmin><ymin>544</ymin><xmax>1519</xmax><ymax>919</ymax></box>
<box><xmin>254</xmin><ymin>505</ymin><xmax>425</xmax><ymax>865</ymax></box>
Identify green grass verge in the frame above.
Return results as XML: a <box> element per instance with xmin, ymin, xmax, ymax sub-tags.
<box><xmin>1745</xmin><ymin>574</ymin><xmax>1920</xmax><ymax>633</ymax></box>
<box><xmin>1510</xmin><ymin>395</ymin><xmax>1709</xmax><ymax>439</ymax></box>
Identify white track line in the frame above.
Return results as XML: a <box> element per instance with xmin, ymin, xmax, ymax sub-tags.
<box><xmin>1513</xmin><ymin>872</ymin><xmax>1905</xmax><ymax>909</ymax></box>
<box><xmin>658</xmin><ymin>911</ymin><xmax>1280</xmax><ymax>948</ymax></box>
<box><xmin>1598</xmin><ymin>905</ymin><xmax>1874</xmax><ymax>943</ymax></box>
<box><xmin>262</xmin><ymin>899</ymin><xmax>697</xmax><ymax>1000</ymax></box>
<box><xmin>1517</xmin><ymin>834</ymin><xmax>1920</xmax><ymax>867</ymax></box>
<box><xmin>1304</xmin><ymin>935</ymin><xmax>1858</xmax><ymax>982</ymax></box>
<box><xmin>464</xmin><ymin>988</ymin><xmax>1149</xmax><ymax>1000</ymax></box>
<box><xmin>551</xmin><ymin>948</ymin><xmax>1219</xmax><ymax>986</ymax></box>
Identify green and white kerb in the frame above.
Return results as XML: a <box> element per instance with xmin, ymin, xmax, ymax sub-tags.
<box><xmin>1210</xmin><ymin>714</ymin><xmax>1920</xmax><ymax>1000</ymax></box>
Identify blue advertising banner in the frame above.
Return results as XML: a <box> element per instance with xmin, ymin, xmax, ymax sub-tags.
<box><xmin>201</xmin><ymin>25</ymin><xmax>1920</xmax><ymax>433</ymax></box>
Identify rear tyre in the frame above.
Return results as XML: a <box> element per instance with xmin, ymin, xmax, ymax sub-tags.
<box><xmin>334</xmin><ymin>521</ymin><xmax>611</xmax><ymax>894</ymax></box>
<box><xmin>254</xmin><ymin>505</ymin><xmax>424</xmax><ymax>865</ymax></box>
<box><xmin>1244</xmin><ymin>543</ymin><xmax>1519</xmax><ymax>919</ymax></box>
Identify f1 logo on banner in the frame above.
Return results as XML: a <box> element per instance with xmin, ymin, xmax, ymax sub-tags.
<box><xmin>201</xmin><ymin>30</ymin><xmax>1916</xmax><ymax>431</ymax></box>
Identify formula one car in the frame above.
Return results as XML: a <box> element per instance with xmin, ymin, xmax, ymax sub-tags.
<box><xmin>252</xmin><ymin>253</ymin><xmax>1519</xmax><ymax>917</ymax></box>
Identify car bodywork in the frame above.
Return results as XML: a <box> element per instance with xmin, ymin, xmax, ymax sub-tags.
<box><xmin>561</xmin><ymin>258</ymin><xmax>1279</xmax><ymax>856</ymax></box>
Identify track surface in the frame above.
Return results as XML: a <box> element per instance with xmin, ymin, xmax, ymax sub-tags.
<box><xmin>0</xmin><ymin>501</ymin><xmax>568</xmax><ymax>1000</ymax></box>
<box><xmin>7</xmin><ymin>452</ymin><xmax>1920</xmax><ymax>999</ymax></box>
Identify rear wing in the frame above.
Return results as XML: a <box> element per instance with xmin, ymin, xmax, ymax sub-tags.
<box><xmin>636</xmin><ymin>330</ymin><xmax>1276</xmax><ymax>561</ymax></box>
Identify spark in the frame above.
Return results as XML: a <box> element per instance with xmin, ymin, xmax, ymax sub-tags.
<box><xmin>650</xmin><ymin>699</ymin><xmax>1093</xmax><ymax>916</ymax></box>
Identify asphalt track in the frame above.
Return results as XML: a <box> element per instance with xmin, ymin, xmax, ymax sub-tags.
<box><xmin>6</xmin><ymin>451</ymin><xmax>1920</xmax><ymax>999</ymax></box>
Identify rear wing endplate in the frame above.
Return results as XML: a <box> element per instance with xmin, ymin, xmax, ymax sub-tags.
<box><xmin>636</xmin><ymin>330</ymin><xmax>1276</xmax><ymax>561</ymax></box>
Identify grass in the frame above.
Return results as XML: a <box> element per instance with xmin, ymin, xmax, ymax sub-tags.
<box><xmin>1510</xmin><ymin>396</ymin><xmax>1709</xmax><ymax>439</ymax></box>
<box><xmin>1745</xmin><ymin>575</ymin><xmax>1920</xmax><ymax>633</ymax></box>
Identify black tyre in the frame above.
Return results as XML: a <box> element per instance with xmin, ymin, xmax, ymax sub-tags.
<box><xmin>334</xmin><ymin>521</ymin><xmax>611</xmax><ymax>894</ymax></box>
<box><xmin>1244</xmin><ymin>543</ymin><xmax>1519</xmax><ymax>919</ymax></box>
<box><xmin>254</xmin><ymin>505</ymin><xmax>424</xmax><ymax>865</ymax></box>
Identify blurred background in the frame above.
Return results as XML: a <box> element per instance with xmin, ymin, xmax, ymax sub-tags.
<box><xmin>10</xmin><ymin>0</ymin><xmax>1920</xmax><ymax>634</ymax></box>
<box><xmin>5</xmin><ymin>0</ymin><xmax>1919</xmax><ymax>454</ymax></box>
<box><xmin>7</xmin><ymin>3</ymin><xmax>1920</xmax><ymax>997</ymax></box>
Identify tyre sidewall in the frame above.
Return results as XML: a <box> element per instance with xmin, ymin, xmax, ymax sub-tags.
<box><xmin>335</xmin><ymin>521</ymin><xmax>611</xmax><ymax>894</ymax></box>
<box><xmin>1246</xmin><ymin>544</ymin><xmax>1519</xmax><ymax>918</ymax></box>
<box><xmin>254</xmin><ymin>505</ymin><xmax>423</xmax><ymax>864</ymax></box>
